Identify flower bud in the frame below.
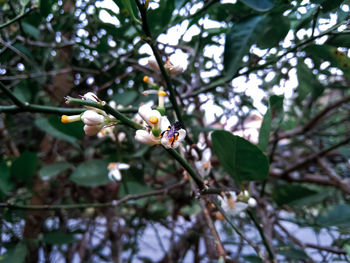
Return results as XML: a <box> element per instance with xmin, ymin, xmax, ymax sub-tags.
<box><xmin>248</xmin><ymin>197</ymin><xmax>257</xmax><ymax>208</ymax></box>
<box><xmin>84</xmin><ymin>125</ymin><xmax>102</xmax><ymax>136</ymax></box>
<box><xmin>81</xmin><ymin>110</ymin><xmax>106</xmax><ymax>126</ymax></box>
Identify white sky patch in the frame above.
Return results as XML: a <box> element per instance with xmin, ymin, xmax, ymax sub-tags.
<box><xmin>98</xmin><ymin>9</ymin><xmax>120</xmax><ymax>26</ymax></box>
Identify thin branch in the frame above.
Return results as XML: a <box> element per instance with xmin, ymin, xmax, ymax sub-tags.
<box><xmin>134</xmin><ymin>0</ymin><xmax>188</xmax><ymax>136</ymax></box>
<box><xmin>0</xmin><ymin>6</ymin><xmax>37</xmax><ymax>30</ymax></box>
<box><xmin>277</xmin><ymin>136</ymin><xmax>350</xmax><ymax>177</ymax></box>
<box><xmin>0</xmin><ymin>181</ymin><xmax>185</xmax><ymax>210</ymax></box>
<box><xmin>247</xmin><ymin>210</ymin><xmax>275</xmax><ymax>262</ymax></box>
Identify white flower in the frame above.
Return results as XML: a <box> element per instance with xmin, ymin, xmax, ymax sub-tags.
<box><xmin>108</xmin><ymin>162</ymin><xmax>130</xmax><ymax>181</ymax></box>
<box><xmin>84</xmin><ymin>124</ymin><xmax>103</xmax><ymax>136</ymax></box>
<box><xmin>135</xmin><ymin>105</ymin><xmax>186</xmax><ymax>148</ymax></box>
<box><xmin>138</xmin><ymin>104</ymin><xmax>161</xmax><ymax>128</ymax></box>
<box><xmin>82</xmin><ymin>92</ymin><xmax>99</xmax><ymax>102</ymax></box>
<box><xmin>81</xmin><ymin>110</ymin><xmax>106</xmax><ymax>126</ymax></box>
<box><xmin>135</xmin><ymin>130</ymin><xmax>161</xmax><ymax>146</ymax></box>
<box><xmin>98</xmin><ymin>126</ymin><xmax>116</xmax><ymax>141</ymax></box>
<box><xmin>194</xmin><ymin>148</ymin><xmax>212</xmax><ymax>177</ymax></box>
<box><xmin>218</xmin><ymin>191</ymin><xmax>249</xmax><ymax>216</ymax></box>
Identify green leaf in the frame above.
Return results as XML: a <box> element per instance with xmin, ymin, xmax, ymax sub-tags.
<box><xmin>327</xmin><ymin>34</ymin><xmax>350</xmax><ymax>48</ymax></box>
<box><xmin>43</xmin><ymin>231</ymin><xmax>75</xmax><ymax>245</ymax></box>
<box><xmin>317</xmin><ymin>204</ymin><xmax>350</xmax><ymax>227</ymax></box>
<box><xmin>257</xmin><ymin>16</ymin><xmax>290</xmax><ymax>49</ymax></box>
<box><xmin>148</xmin><ymin>0</ymin><xmax>175</xmax><ymax>35</ymax></box>
<box><xmin>11</xmin><ymin>152</ymin><xmax>38</xmax><ymax>184</ymax></box>
<box><xmin>344</xmin><ymin>244</ymin><xmax>350</xmax><ymax>258</ymax></box>
<box><xmin>21</xmin><ymin>22</ymin><xmax>40</xmax><ymax>40</ymax></box>
<box><xmin>258</xmin><ymin>108</ymin><xmax>271</xmax><ymax>153</ymax></box>
<box><xmin>296</xmin><ymin>60</ymin><xmax>323</xmax><ymax>102</ymax></box>
<box><xmin>211</xmin><ymin>130</ymin><xmax>269</xmax><ymax>183</ymax></box>
<box><xmin>239</xmin><ymin>0</ymin><xmax>274</xmax><ymax>11</ymax></box>
<box><xmin>39</xmin><ymin>162</ymin><xmax>72</xmax><ymax>178</ymax></box>
<box><xmin>272</xmin><ymin>184</ymin><xmax>318</xmax><ymax>206</ymax></box>
<box><xmin>0</xmin><ymin>242</ymin><xmax>27</xmax><ymax>263</ymax></box>
<box><xmin>120</xmin><ymin>0</ymin><xmax>141</xmax><ymax>25</ymax></box>
<box><xmin>224</xmin><ymin>16</ymin><xmax>265</xmax><ymax>78</ymax></box>
<box><xmin>39</xmin><ymin>0</ymin><xmax>53</xmax><ymax>17</ymax></box>
<box><xmin>304</xmin><ymin>45</ymin><xmax>350</xmax><ymax>79</ymax></box>
<box><xmin>320</xmin><ymin>0</ymin><xmax>344</xmax><ymax>12</ymax></box>
<box><xmin>0</xmin><ymin>161</ymin><xmax>13</xmax><ymax>200</ymax></box>
<box><xmin>35</xmin><ymin>118</ymin><xmax>78</xmax><ymax>146</ymax></box>
<box><xmin>70</xmin><ymin>159</ymin><xmax>110</xmax><ymax>187</ymax></box>
<box><xmin>112</xmin><ymin>90</ymin><xmax>138</xmax><ymax>106</ymax></box>
<box><xmin>20</xmin><ymin>0</ymin><xmax>30</xmax><ymax>8</ymax></box>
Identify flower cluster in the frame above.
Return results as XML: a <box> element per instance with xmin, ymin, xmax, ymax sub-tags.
<box><xmin>135</xmin><ymin>104</ymin><xmax>186</xmax><ymax>149</ymax></box>
<box><xmin>218</xmin><ymin>191</ymin><xmax>257</xmax><ymax>217</ymax></box>
<box><xmin>61</xmin><ymin>93</ymin><xmax>117</xmax><ymax>136</ymax></box>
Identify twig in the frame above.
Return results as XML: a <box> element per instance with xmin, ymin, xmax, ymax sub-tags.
<box><xmin>0</xmin><ymin>6</ymin><xmax>37</xmax><ymax>30</ymax></box>
<box><xmin>278</xmin><ymin>136</ymin><xmax>350</xmax><ymax>177</ymax></box>
<box><xmin>0</xmin><ymin>181</ymin><xmax>185</xmax><ymax>210</ymax></box>
<box><xmin>134</xmin><ymin>0</ymin><xmax>188</xmax><ymax>136</ymax></box>
<box><xmin>247</xmin><ymin>210</ymin><xmax>275</xmax><ymax>262</ymax></box>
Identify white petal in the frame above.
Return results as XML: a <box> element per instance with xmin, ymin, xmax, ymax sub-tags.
<box><xmin>83</xmin><ymin>92</ymin><xmax>99</xmax><ymax>102</ymax></box>
<box><xmin>135</xmin><ymin>130</ymin><xmax>160</xmax><ymax>146</ymax></box>
<box><xmin>161</xmin><ymin>136</ymin><xmax>172</xmax><ymax>149</ymax></box>
<box><xmin>202</xmin><ymin>148</ymin><xmax>212</xmax><ymax>162</ymax></box>
<box><xmin>108</xmin><ymin>168</ymin><xmax>121</xmax><ymax>181</ymax></box>
<box><xmin>177</xmin><ymin>129</ymin><xmax>186</xmax><ymax>141</ymax></box>
<box><xmin>117</xmin><ymin>163</ymin><xmax>130</xmax><ymax>170</ymax></box>
<box><xmin>233</xmin><ymin>202</ymin><xmax>249</xmax><ymax>215</ymax></box>
<box><xmin>81</xmin><ymin>110</ymin><xmax>105</xmax><ymax>126</ymax></box>
<box><xmin>160</xmin><ymin>116</ymin><xmax>171</xmax><ymax>131</ymax></box>
<box><xmin>84</xmin><ymin>125</ymin><xmax>102</xmax><ymax>136</ymax></box>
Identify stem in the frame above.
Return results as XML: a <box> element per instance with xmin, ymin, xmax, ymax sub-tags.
<box><xmin>247</xmin><ymin>210</ymin><xmax>275</xmax><ymax>262</ymax></box>
<box><xmin>0</xmin><ymin>6</ymin><xmax>37</xmax><ymax>30</ymax></box>
<box><xmin>134</xmin><ymin>0</ymin><xmax>187</xmax><ymax>134</ymax></box>
<box><xmin>67</xmin><ymin>98</ymin><xmax>143</xmax><ymax>130</ymax></box>
<box><xmin>0</xmin><ymin>82</ymin><xmax>26</xmax><ymax>107</ymax></box>
<box><xmin>165</xmin><ymin>147</ymin><xmax>206</xmax><ymax>191</ymax></box>
<box><xmin>0</xmin><ymin>181</ymin><xmax>185</xmax><ymax>210</ymax></box>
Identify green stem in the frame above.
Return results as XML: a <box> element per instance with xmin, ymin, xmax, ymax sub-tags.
<box><xmin>165</xmin><ymin>148</ymin><xmax>206</xmax><ymax>191</ymax></box>
<box><xmin>0</xmin><ymin>6</ymin><xmax>37</xmax><ymax>30</ymax></box>
<box><xmin>0</xmin><ymin>81</ymin><xmax>26</xmax><ymax>107</ymax></box>
<box><xmin>247</xmin><ymin>210</ymin><xmax>275</xmax><ymax>261</ymax></box>
<box><xmin>0</xmin><ymin>105</ymin><xmax>85</xmax><ymax>115</ymax></box>
<box><xmin>134</xmin><ymin>0</ymin><xmax>187</xmax><ymax>134</ymax></box>
<box><xmin>67</xmin><ymin>98</ymin><xmax>143</xmax><ymax>130</ymax></box>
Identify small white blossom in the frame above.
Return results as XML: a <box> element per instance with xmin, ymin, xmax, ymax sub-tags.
<box><xmin>108</xmin><ymin>162</ymin><xmax>130</xmax><ymax>181</ymax></box>
<box><xmin>248</xmin><ymin>197</ymin><xmax>257</xmax><ymax>207</ymax></box>
<box><xmin>218</xmin><ymin>191</ymin><xmax>249</xmax><ymax>216</ymax></box>
<box><xmin>81</xmin><ymin>110</ymin><xmax>106</xmax><ymax>126</ymax></box>
<box><xmin>82</xmin><ymin>92</ymin><xmax>99</xmax><ymax>102</ymax></box>
<box><xmin>194</xmin><ymin>148</ymin><xmax>212</xmax><ymax>177</ymax></box>
<box><xmin>84</xmin><ymin>124</ymin><xmax>103</xmax><ymax>136</ymax></box>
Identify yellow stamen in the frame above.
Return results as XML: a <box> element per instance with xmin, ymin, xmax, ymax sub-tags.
<box><xmin>143</xmin><ymin>76</ymin><xmax>149</xmax><ymax>83</ymax></box>
<box><xmin>203</xmin><ymin>162</ymin><xmax>211</xmax><ymax>169</ymax></box>
<box><xmin>215</xmin><ymin>212</ymin><xmax>225</xmax><ymax>221</ymax></box>
<box><xmin>108</xmin><ymin>163</ymin><xmax>116</xmax><ymax>169</ymax></box>
<box><xmin>149</xmin><ymin>116</ymin><xmax>159</xmax><ymax>124</ymax></box>
<box><xmin>158</xmin><ymin>90</ymin><xmax>167</xmax><ymax>97</ymax></box>
<box><xmin>61</xmin><ymin>115</ymin><xmax>69</xmax><ymax>123</ymax></box>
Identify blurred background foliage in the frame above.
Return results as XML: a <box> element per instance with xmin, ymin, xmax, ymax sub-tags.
<box><xmin>0</xmin><ymin>0</ymin><xmax>350</xmax><ymax>262</ymax></box>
